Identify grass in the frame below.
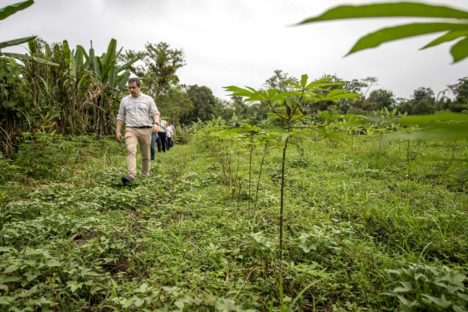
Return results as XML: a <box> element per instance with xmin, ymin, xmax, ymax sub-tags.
<box><xmin>0</xmin><ymin>123</ymin><xmax>467</xmax><ymax>311</ymax></box>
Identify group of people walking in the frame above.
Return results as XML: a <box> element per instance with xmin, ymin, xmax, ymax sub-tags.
<box><xmin>150</xmin><ymin>119</ymin><xmax>176</xmax><ymax>161</ymax></box>
<box><xmin>115</xmin><ymin>77</ymin><xmax>176</xmax><ymax>185</ymax></box>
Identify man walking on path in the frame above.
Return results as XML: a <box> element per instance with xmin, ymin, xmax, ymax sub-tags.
<box><xmin>115</xmin><ymin>77</ymin><xmax>160</xmax><ymax>184</ymax></box>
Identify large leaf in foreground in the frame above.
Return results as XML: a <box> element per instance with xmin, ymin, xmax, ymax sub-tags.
<box><xmin>421</xmin><ymin>29</ymin><xmax>468</xmax><ymax>49</ymax></box>
<box><xmin>298</xmin><ymin>2</ymin><xmax>468</xmax><ymax>24</ymax></box>
<box><xmin>450</xmin><ymin>37</ymin><xmax>468</xmax><ymax>62</ymax></box>
<box><xmin>298</xmin><ymin>2</ymin><xmax>468</xmax><ymax>63</ymax></box>
<box><xmin>347</xmin><ymin>23</ymin><xmax>468</xmax><ymax>55</ymax></box>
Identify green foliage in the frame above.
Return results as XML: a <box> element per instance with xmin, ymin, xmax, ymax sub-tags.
<box><xmin>367</xmin><ymin>89</ymin><xmax>395</xmax><ymax>110</ymax></box>
<box><xmin>185</xmin><ymin>84</ymin><xmax>221</xmax><ymax>123</ymax></box>
<box><xmin>0</xmin><ymin>0</ymin><xmax>33</xmax><ymax>21</ymax></box>
<box><xmin>0</xmin><ymin>0</ymin><xmax>35</xmax><ymax>57</ymax></box>
<box><xmin>298</xmin><ymin>2</ymin><xmax>468</xmax><ymax>63</ymax></box>
<box><xmin>10</xmin><ymin>133</ymin><xmax>121</xmax><ymax>182</ymax></box>
<box><xmin>88</xmin><ymin>39</ymin><xmax>134</xmax><ymax>90</ymax></box>
<box><xmin>0</xmin><ymin>119</ymin><xmax>467</xmax><ymax>311</ymax></box>
<box><xmin>123</xmin><ymin>42</ymin><xmax>185</xmax><ymax>99</ymax></box>
<box><xmin>365</xmin><ymin>108</ymin><xmax>406</xmax><ymax>132</ymax></box>
<box><xmin>447</xmin><ymin>77</ymin><xmax>468</xmax><ymax>112</ymax></box>
<box><xmin>0</xmin><ymin>57</ymin><xmax>28</xmax><ymax>156</ymax></box>
<box><xmin>397</xmin><ymin>87</ymin><xmax>437</xmax><ymax>115</ymax></box>
<box><xmin>158</xmin><ymin>87</ymin><xmax>193</xmax><ymax>125</ymax></box>
<box><xmin>0</xmin><ymin>0</ymin><xmax>56</xmax><ymax>65</ymax></box>
<box><xmin>400</xmin><ymin>112</ymin><xmax>468</xmax><ymax>140</ymax></box>
<box><xmin>264</xmin><ymin>70</ymin><xmax>299</xmax><ymax>91</ymax></box>
<box><xmin>0</xmin><ymin>154</ymin><xmax>21</xmax><ymax>185</ymax></box>
<box><xmin>0</xmin><ymin>37</ymin><xmax>135</xmax><ymax>155</ymax></box>
<box><xmin>85</xmin><ymin>38</ymin><xmax>136</xmax><ymax>136</ymax></box>
<box><xmin>384</xmin><ymin>264</ymin><xmax>467</xmax><ymax>311</ymax></box>
<box><xmin>13</xmin><ymin>134</ymin><xmax>74</xmax><ymax>180</ymax></box>
<box><xmin>226</xmin><ymin>74</ymin><xmax>359</xmax><ymax>306</ymax></box>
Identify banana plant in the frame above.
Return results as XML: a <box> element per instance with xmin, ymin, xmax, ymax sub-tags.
<box><xmin>298</xmin><ymin>2</ymin><xmax>468</xmax><ymax>63</ymax></box>
<box><xmin>83</xmin><ymin>39</ymin><xmax>138</xmax><ymax>135</ymax></box>
<box><xmin>226</xmin><ymin>75</ymin><xmax>358</xmax><ymax>308</ymax></box>
<box><xmin>87</xmin><ymin>39</ymin><xmax>137</xmax><ymax>90</ymax></box>
<box><xmin>0</xmin><ymin>0</ymin><xmax>56</xmax><ymax>65</ymax></box>
<box><xmin>63</xmin><ymin>39</ymin><xmax>137</xmax><ymax>135</ymax></box>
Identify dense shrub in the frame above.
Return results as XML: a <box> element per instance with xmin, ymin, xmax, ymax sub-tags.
<box><xmin>12</xmin><ymin>133</ymin><xmax>120</xmax><ymax>181</ymax></box>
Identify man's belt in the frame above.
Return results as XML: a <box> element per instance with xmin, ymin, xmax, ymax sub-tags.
<box><xmin>128</xmin><ymin>126</ymin><xmax>152</xmax><ymax>129</ymax></box>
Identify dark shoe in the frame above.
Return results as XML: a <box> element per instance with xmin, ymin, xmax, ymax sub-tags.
<box><xmin>121</xmin><ymin>175</ymin><xmax>134</xmax><ymax>185</ymax></box>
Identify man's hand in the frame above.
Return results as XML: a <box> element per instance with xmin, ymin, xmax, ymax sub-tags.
<box><xmin>152</xmin><ymin>124</ymin><xmax>160</xmax><ymax>133</ymax></box>
<box><xmin>116</xmin><ymin>132</ymin><xmax>123</xmax><ymax>141</ymax></box>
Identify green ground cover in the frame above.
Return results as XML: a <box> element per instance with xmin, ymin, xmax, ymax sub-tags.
<box><xmin>0</xmin><ymin>121</ymin><xmax>467</xmax><ymax>311</ymax></box>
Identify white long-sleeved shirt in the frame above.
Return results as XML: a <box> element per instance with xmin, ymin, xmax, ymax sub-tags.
<box><xmin>117</xmin><ymin>93</ymin><xmax>160</xmax><ymax>127</ymax></box>
<box><xmin>166</xmin><ymin>125</ymin><xmax>174</xmax><ymax>137</ymax></box>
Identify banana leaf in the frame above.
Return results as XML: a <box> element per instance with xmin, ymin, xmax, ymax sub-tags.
<box><xmin>0</xmin><ymin>0</ymin><xmax>33</xmax><ymax>21</ymax></box>
<box><xmin>0</xmin><ymin>36</ymin><xmax>36</xmax><ymax>49</ymax></box>
<box><xmin>1</xmin><ymin>52</ymin><xmax>58</xmax><ymax>66</ymax></box>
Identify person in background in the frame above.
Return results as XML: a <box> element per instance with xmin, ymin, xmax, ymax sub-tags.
<box><xmin>150</xmin><ymin>129</ymin><xmax>158</xmax><ymax>161</ymax></box>
<box><xmin>157</xmin><ymin>119</ymin><xmax>168</xmax><ymax>153</ymax></box>
<box><xmin>171</xmin><ymin>124</ymin><xmax>176</xmax><ymax>146</ymax></box>
<box><xmin>115</xmin><ymin>77</ymin><xmax>160</xmax><ymax>185</ymax></box>
<box><xmin>166</xmin><ymin>123</ymin><xmax>174</xmax><ymax>150</ymax></box>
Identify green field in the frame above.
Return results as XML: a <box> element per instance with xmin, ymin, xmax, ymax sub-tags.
<box><xmin>0</xmin><ymin>116</ymin><xmax>467</xmax><ymax>311</ymax></box>
<box><xmin>2</xmin><ymin>0</ymin><xmax>468</xmax><ymax>310</ymax></box>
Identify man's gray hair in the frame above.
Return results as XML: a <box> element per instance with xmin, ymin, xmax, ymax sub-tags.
<box><xmin>128</xmin><ymin>77</ymin><xmax>141</xmax><ymax>87</ymax></box>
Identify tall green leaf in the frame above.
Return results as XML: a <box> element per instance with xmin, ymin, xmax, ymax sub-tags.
<box><xmin>3</xmin><ymin>52</ymin><xmax>58</xmax><ymax>66</ymax></box>
<box><xmin>0</xmin><ymin>36</ymin><xmax>36</xmax><ymax>49</ymax></box>
<box><xmin>72</xmin><ymin>45</ymin><xmax>84</xmax><ymax>76</ymax></box>
<box><xmin>88</xmin><ymin>44</ymin><xmax>96</xmax><ymax>71</ymax></box>
<box><xmin>0</xmin><ymin>0</ymin><xmax>33</xmax><ymax>21</ymax></box>
<box><xmin>108</xmin><ymin>67</ymin><xmax>115</xmax><ymax>89</ymax></box>
<box><xmin>117</xmin><ymin>57</ymin><xmax>139</xmax><ymax>72</ymax></box>
<box><xmin>89</xmin><ymin>45</ymin><xmax>101</xmax><ymax>79</ymax></box>
<box><xmin>300</xmin><ymin>74</ymin><xmax>308</xmax><ymax>88</ymax></box>
<box><xmin>101</xmin><ymin>39</ymin><xmax>117</xmax><ymax>81</ymax></box>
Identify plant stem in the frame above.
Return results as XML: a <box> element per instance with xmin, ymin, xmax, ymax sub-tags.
<box><xmin>279</xmin><ymin>131</ymin><xmax>290</xmax><ymax>281</ymax></box>
<box><xmin>236</xmin><ymin>151</ymin><xmax>241</xmax><ymax>205</ymax></box>
<box><xmin>248</xmin><ymin>134</ymin><xmax>254</xmax><ymax>211</ymax></box>
<box><xmin>254</xmin><ymin>142</ymin><xmax>268</xmax><ymax>212</ymax></box>
<box><xmin>406</xmin><ymin>139</ymin><xmax>411</xmax><ymax>197</ymax></box>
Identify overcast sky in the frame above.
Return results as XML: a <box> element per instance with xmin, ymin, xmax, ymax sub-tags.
<box><xmin>1</xmin><ymin>0</ymin><xmax>467</xmax><ymax>100</ymax></box>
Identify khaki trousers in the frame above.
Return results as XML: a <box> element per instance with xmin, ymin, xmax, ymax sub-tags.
<box><xmin>124</xmin><ymin>127</ymin><xmax>152</xmax><ymax>178</ymax></box>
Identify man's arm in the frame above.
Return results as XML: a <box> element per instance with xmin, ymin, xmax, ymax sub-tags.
<box><xmin>116</xmin><ymin>98</ymin><xmax>126</xmax><ymax>141</ymax></box>
<box><xmin>116</xmin><ymin>119</ymin><xmax>124</xmax><ymax>141</ymax></box>
<box><xmin>151</xmin><ymin>113</ymin><xmax>160</xmax><ymax>133</ymax></box>
<box><xmin>149</xmin><ymin>97</ymin><xmax>161</xmax><ymax>133</ymax></box>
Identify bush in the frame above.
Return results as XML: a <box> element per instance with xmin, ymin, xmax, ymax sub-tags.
<box><xmin>13</xmin><ymin>133</ymin><xmax>120</xmax><ymax>181</ymax></box>
<box><xmin>13</xmin><ymin>133</ymin><xmax>76</xmax><ymax>180</ymax></box>
<box><xmin>0</xmin><ymin>153</ymin><xmax>22</xmax><ymax>184</ymax></box>
<box><xmin>174</xmin><ymin>125</ymin><xmax>190</xmax><ymax>144</ymax></box>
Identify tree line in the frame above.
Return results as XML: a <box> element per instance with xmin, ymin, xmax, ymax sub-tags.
<box><xmin>1</xmin><ymin>36</ymin><xmax>467</xmax><ymax>156</ymax></box>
